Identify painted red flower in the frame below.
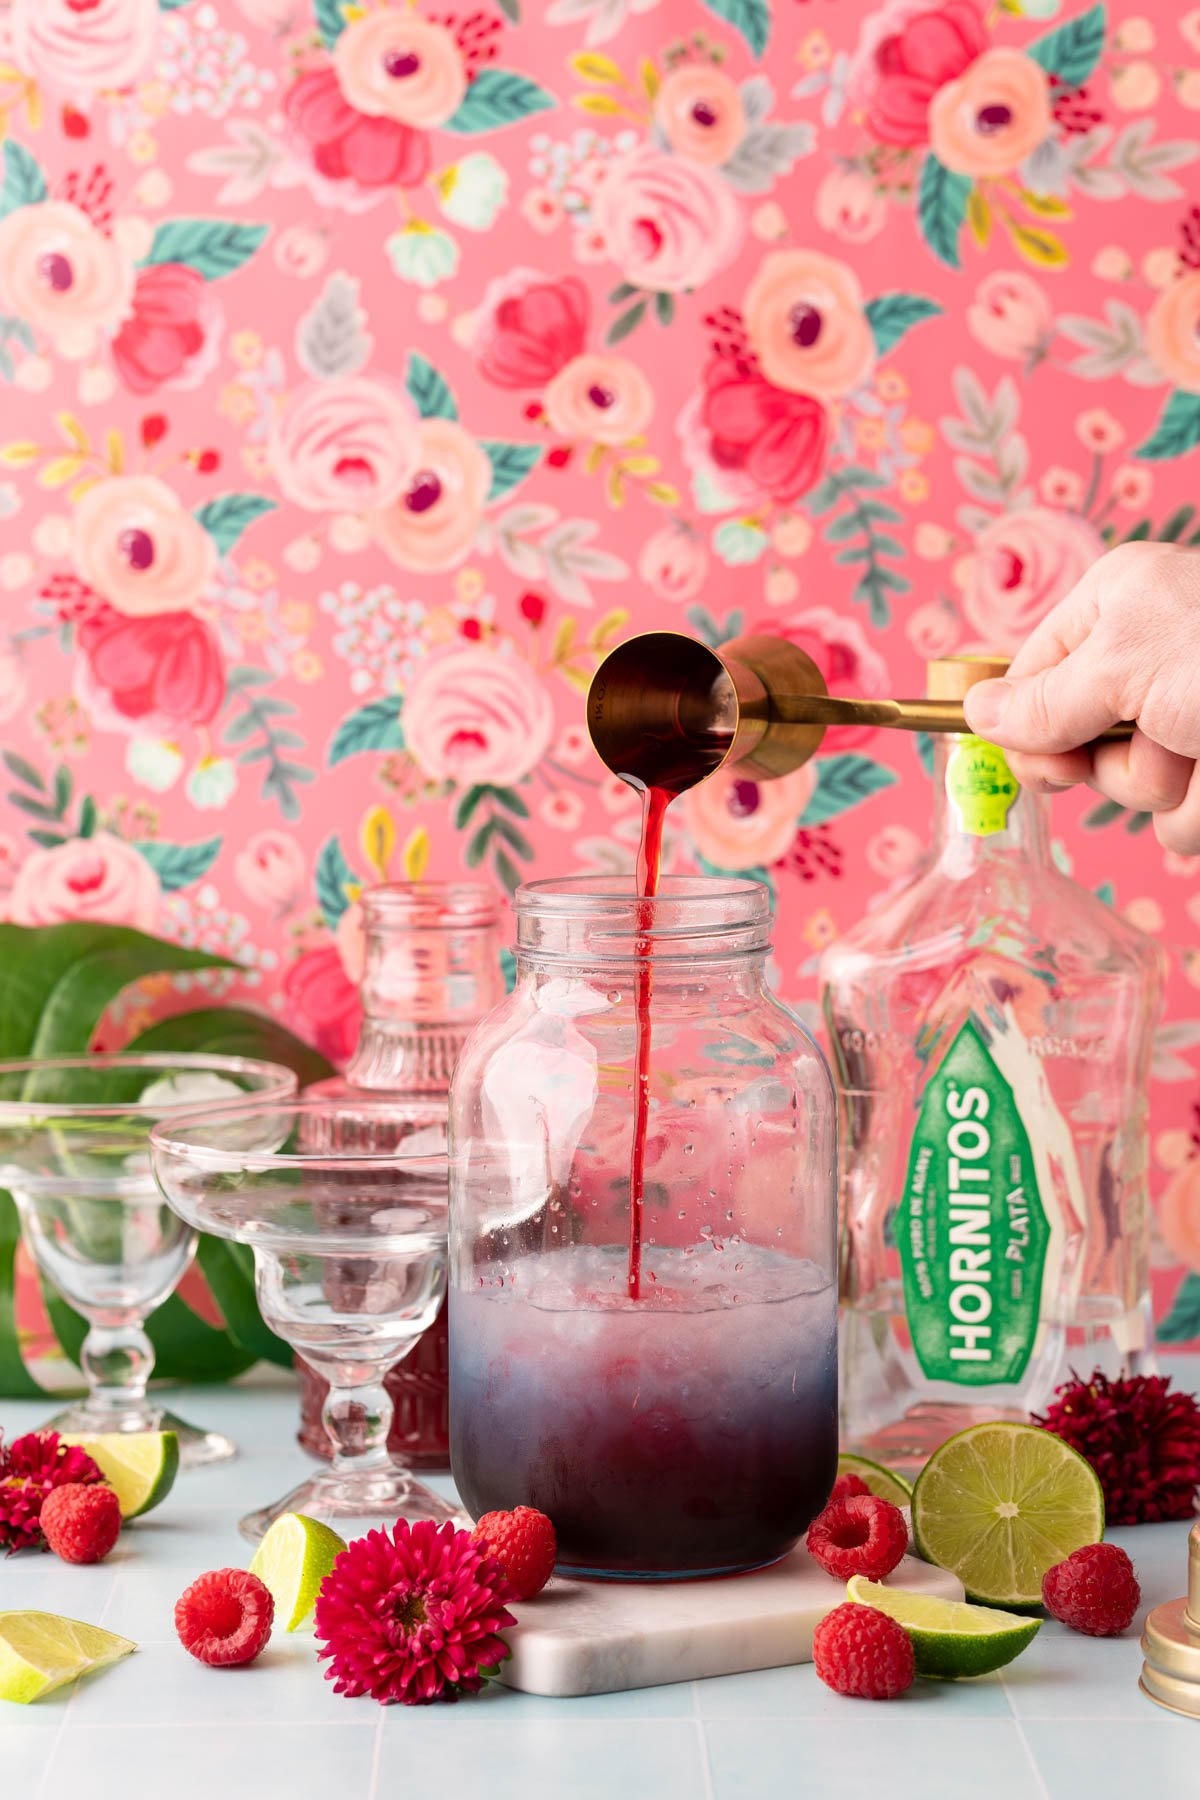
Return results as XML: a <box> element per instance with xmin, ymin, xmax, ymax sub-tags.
<box><xmin>76</xmin><ymin>606</ymin><xmax>225</xmax><ymax>734</ymax></box>
<box><xmin>473</xmin><ymin>270</ymin><xmax>590</xmax><ymax>388</ymax></box>
<box><xmin>0</xmin><ymin>1431</ymin><xmax>104</xmax><ymax>1554</ymax></box>
<box><xmin>701</xmin><ymin>359</ymin><xmax>828</xmax><ymax>504</ymax></box>
<box><xmin>850</xmin><ymin>1</ymin><xmax>988</xmax><ymax>147</ymax></box>
<box><xmin>111</xmin><ymin>263</ymin><xmax>219</xmax><ymax>395</ymax></box>
<box><xmin>284</xmin><ymin>67</ymin><xmax>430</xmax><ymax>189</ymax></box>
<box><xmin>283</xmin><ymin>945</ymin><xmax>363</xmax><ymax>1065</ymax></box>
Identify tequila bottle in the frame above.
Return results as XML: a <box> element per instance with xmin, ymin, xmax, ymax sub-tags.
<box><xmin>821</xmin><ymin>657</ymin><xmax>1162</xmax><ymax>1466</ymax></box>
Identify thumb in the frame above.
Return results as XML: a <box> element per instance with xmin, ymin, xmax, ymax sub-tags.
<box><xmin>963</xmin><ymin>650</ymin><xmax>1122</xmax><ymax>754</ymax></box>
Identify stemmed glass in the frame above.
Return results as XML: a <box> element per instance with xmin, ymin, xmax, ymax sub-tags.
<box><xmin>0</xmin><ymin>1054</ymin><xmax>298</xmax><ymax>1465</ymax></box>
<box><xmin>150</xmin><ymin>1096</ymin><xmax>464</xmax><ymax>1541</ymax></box>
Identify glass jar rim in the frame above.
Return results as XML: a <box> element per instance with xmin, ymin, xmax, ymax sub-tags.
<box><xmin>514</xmin><ymin>874</ymin><xmax>772</xmax><ymax>961</ymax></box>
<box><xmin>362</xmin><ymin>881</ymin><xmax>504</xmax><ymax>929</ymax></box>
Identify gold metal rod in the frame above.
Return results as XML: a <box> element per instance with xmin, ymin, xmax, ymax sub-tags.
<box><xmin>772</xmin><ymin>692</ymin><xmax>1135</xmax><ymax>741</ymax></box>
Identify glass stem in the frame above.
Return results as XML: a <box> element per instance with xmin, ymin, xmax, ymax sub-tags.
<box><xmin>321</xmin><ymin>1375</ymin><xmax>400</xmax><ymax>1478</ymax></box>
<box><xmin>80</xmin><ymin>1322</ymin><xmax>155</xmax><ymax>1416</ymax></box>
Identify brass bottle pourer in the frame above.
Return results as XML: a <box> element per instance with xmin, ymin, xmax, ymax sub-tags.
<box><xmin>1141</xmin><ymin>1521</ymin><xmax>1200</xmax><ymax>1719</ymax></box>
<box><xmin>586</xmin><ymin>631</ymin><xmax>1134</xmax><ymax>791</ymax></box>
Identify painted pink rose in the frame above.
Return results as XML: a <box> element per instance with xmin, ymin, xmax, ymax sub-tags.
<box><xmin>907</xmin><ymin>598</ymin><xmax>962</xmax><ymax>658</ymax></box>
<box><xmin>269</xmin><ymin>377</ymin><xmax>420</xmax><ymax>513</ymax></box>
<box><xmin>0</xmin><ymin>642</ymin><xmax>27</xmax><ymax>724</ymax></box>
<box><xmin>236</xmin><ymin>0</ymin><xmax>300</xmax><ymax>28</ymax></box>
<box><xmin>284</xmin><ymin>67</ymin><xmax>431</xmax><ymax>191</ymax></box>
<box><xmin>757</xmin><ymin>606</ymin><xmax>890</xmax><ymax>750</ymax></box>
<box><xmin>698</xmin><ymin>358</ymin><xmax>829</xmax><ymax>503</ymax></box>
<box><xmin>334</xmin><ymin>13</ymin><xmax>466</xmax><ymax>129</ymax></box>
<box><xmin>284</xmin><ymin>945</ymin><xmax>363</xmax><ymax>1065</ymax></box>
<box><xmin>928</xmin><ymin>49</ymin><xmax>1052</xmax><ymax>179</ymax></box>
<box><xmin>72</xmin><ymin>477</ymin><xmax>216</xmax><ymax>618</ymax></box>
<box><xmin>743</xmin><ymin>250</ymin><xmax>875</xmax><ymax>400</ymax></box>
<box><xmin>110</xmin><ymin>263</ymin><xmax>222</xmax><ymax>395</ymax></box>
<box><xmin>638</xmin><ymin>525</ymin><xmax>708</xmax><ymax>601</ymax></box>
<box><xmin>273</xmin><ymin>224</ymin><xmax>330</xmax><ymax>279</ymax></box>
<box><xmin>848</xmin><ymin>0</ymin><xmax>988</xmax><ymax>146</ymax></box>
<box><xmin>75</xmin><ymin>605</ymin><xmax>225</xmax><ymax>733</ymax></box>
<box><xmin>235</xmin><ymin>830</ymin><xmax>307</xmax><ymax>916</ymax></box>
<box><xmin>472</xmin><ymin>269</ymin><xmax>589</xmax><ymax>387</ymax></box>
<box><xmin>0</xmin><ymin>202</ymin><xmax>135</xmax><ymax>358</ymax></box>
<box><xmin>592</xmin><ymin>146</ymin><xmax>742</xmax><ymax>295</ymax></box>
<box><xmin>1145</xmin><ymin>270</ymin><xmax>1200</xmax><ymax>394</ymax></box>
<box><xmin>967</xmin><ymin>271</ymin><xmax>1054</xmax><ymax>362</ymax></box>
<box><xmin>544</xmin><ymin>352</ymin><xmax>654</xmax><ymax>444</ymax></box>
<box><xmin>683</xmin><ymin>764</ymin><xmax>816</xmax><ymax>871</ymax></box>
<box><xmin>9</xmin><ymin>0</ymin><xmax>159</xmax><ymax>94</ymax></box>
<box><xmin>963</xmin><ymin>508</ymin><xmax>1104</xmax><ymax>651</ymax></box>
<box><xmin>814</xmin><ymin>167</ymin><xmax>887</xmax><ymax>244</ymax></box>
<box><xmin>655</xmin><ymin>64</ymin><xmax>746</xmax><ymax>165</ymax></box>
<box><xmin>403</xmin><ymin>647</ymin><xmax>554</xmax><ymax>786</ymax></box>
<box><xmin>866</xmin><ymin>824</ymin><xmax>924</xmax><ymax>880</ymax></box>
<box><xmin>335</xmin><ymin>899</ymin><xmax>366</xmax><ymax>987</ymax></box>
<box><xmin>8</xmin><ymin>832</ymin><xmax>160</xmax><ymax>931</ymax></box>
<box><xmin>372</xmin><ymin>419</ymin><xmax>491</xmax><ymax>572</ymax></box>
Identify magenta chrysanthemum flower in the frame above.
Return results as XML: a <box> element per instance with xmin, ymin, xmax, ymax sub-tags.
<box><xmin>0</xmin><ymin>1431</ymin><xmax>104</xmax><ymax>1553</ymax></box>
<box><xmin>314</xmin><ymin>1519</ymin><xmax>516</xmax><ymax>1706</ymax></box>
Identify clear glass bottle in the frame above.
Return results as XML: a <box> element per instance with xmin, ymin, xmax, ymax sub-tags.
<box><xmin>449</xmin><ymin>874</ymin><xmax>838</xmax><ymax>1580</ymax></box>
<box><xmin>821</xmin><ymin>657</ymin><xmax>1162</xmax><ymax>1466</ymax></box>
<box><xmin>297</xmin><ymin>882</ymin><xmax>504</xmax><ymax>1470</ymax></box>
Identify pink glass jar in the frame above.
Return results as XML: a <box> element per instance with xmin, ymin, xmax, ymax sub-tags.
<box><xmin>297</xmin><ymin>882</ymin><xmax>504</xmax><ymax>1470</ymax></box>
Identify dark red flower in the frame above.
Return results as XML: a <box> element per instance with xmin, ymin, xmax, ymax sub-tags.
<box><xmin>196</xmin><ymin>450</ymin><xmax>221</xmax><ymax>474</ymax></box>
<box><xmin>852</xmin><ymin>1</ymin><xmax>987</xmax><ymax>147</ymax></box>
<box><xmin>284</xmin><ymin>68</ymin><xmax>430</xmax><ymax>190</ymax></box>
<box><xmin>519</xmin><ymin>591</ymin><xmax>546</xmax><ymax>627</ymax></box>
<box><xmin>1034</xmin><ymin>1371</ymin><xmax>1200</xmax><ymax>1525</ymax></box>
<box><xmin>475</xmin><ymin>274</ymin><xmax>590</xmax><ymax>388</ymax></box>
<box><xmin>141</xmin><ymin>413</ymin><xmax>168</xmax><ymax>448</ymax></box>
<box><xmin>111</xmin><ymin>263</ymin><xmax>216</xmax><ymax>395</ymax></box>
<box><xmin>77</xmin><ymin>606</ymin><xmax>226</xmax><ymax>733</ymax></box>
<box><xmin>314</xmin><ymin>1520</ymin><xmax>515</xmax><ymax>1705</ymax></box>
<box><xmin>0</xmin><ymin>1432</ymin><xmax>104</xmax><ymax>1554</ymax></box>
<box><xmin>701</xmin><ymin>358</ymin><xmax>828</xmax><ymax>504</ymax></box>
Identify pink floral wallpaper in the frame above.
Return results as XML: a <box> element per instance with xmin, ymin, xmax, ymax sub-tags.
<box><xmin>1</xmin><ymin>0</ymin><xmax>1200</xmax><ymax>1336</ymax></box>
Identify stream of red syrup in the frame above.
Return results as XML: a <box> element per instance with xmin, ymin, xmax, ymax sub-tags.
<box><xmin>626</xmin><ymin>783</ymin><xmax>669</xmax><ymax>1301</ymax></box>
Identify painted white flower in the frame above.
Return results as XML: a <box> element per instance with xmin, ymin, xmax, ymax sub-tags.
<box><xmin>127</xmin><ymin>737</ymin><xmax>184</xmax><ymax>792</ymax></box>
<box><xmin>436</xmin><ymin>154</ymin><xmax>508</xmax><ymax>232</ymax></box>
<box><xmin>186</xmin><ymin>755</ymin><xmax>237</xmax><ymax>810</ymax></box>
<box><xmin>386</xmin><ymin>225</ymin><xmax>459</xmax><ymax>289</ymax></box>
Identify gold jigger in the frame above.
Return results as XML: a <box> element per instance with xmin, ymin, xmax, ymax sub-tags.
<box><xmin>586</xmin><ymin>631</ymin><xmax>1133</xmax><ymax>789</ymax></box>
<box><xmin>1141</xmin><ymin>1521</ymin><xmax>1200</xmax><ymax>1719</ymax></box>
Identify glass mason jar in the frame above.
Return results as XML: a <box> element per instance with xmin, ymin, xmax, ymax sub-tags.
<box><xmin>449</xmin><ymin>875</ymin><xmax>838</xmax><ymax>1581</ymax></box>
<box><xmin>297</xmin><ymin>882</ymin><xmax>504</xmax><ymax>1469</ymax></box>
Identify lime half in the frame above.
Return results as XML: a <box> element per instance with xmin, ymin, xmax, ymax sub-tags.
<box><xmin>837</xmin><ymin>1452</ymin><xmax>913</xmax><ymax>1507</ymax></box>
<box><xmin>911</xmin><ymin>1422</ymin><xmax>1103</xmax><ymax>1607</ymax></box>
<box><xmin>846</xmin><ymin>1576</ymin><xmax>1040</xmax><ymax>1678</ymax></box>
<box><xmin>60</xmin><ymin>1431</ymin><xmax>179</xmax><ymax>1520</ymax></box>
<box><xmin>0</xmin><ymin>1612</ymin><xmax>135</xmax><ymax>1705</ymax></box>
<box><xmin>248</xmin><ymin>1513</ymin><xmax>347</xmax><ymax>1633</ymax></box>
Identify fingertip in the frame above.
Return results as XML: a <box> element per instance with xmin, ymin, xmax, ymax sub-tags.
<box><xmin>963</xmin><ymin>679</ymin><xmax>1011</xmax><ymax>736</ymax></box>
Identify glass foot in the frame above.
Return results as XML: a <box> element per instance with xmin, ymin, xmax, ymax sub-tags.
<box><xmin>41</xmin><ymin>1400</ymin><xmax>236</xmax><ymax>1469</ymax></box>
<box><xmin>238</xmin><ymin>1465</ymin><xmax>467</xmax><ymax>1544</ymax></box>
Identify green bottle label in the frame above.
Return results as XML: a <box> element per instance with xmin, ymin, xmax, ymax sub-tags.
<box><xmin>897</xmin><ymin>1020</ymin><xmax>1050</xmax><ymax>1387</ymax></box>
<box><xmin>946</xmin><ymin>736</ymin><xmax>1018</xmax><ymax>837</ymax></box>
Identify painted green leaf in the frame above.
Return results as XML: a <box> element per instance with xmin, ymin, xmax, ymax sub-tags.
<box><xmin>197</xmin><ymin>1238</ymin><xmax>292</xmax><ymax>1368</ymax></box>
<box><xmin>864</xmin><ymin>293</ymin><xmax>943</xmax><ymax>355</ymax></box>
<box><xmin>125</xmin><ymin>1004</ymin><xmax>334</xmax><ymax>1088</ymax></box>
<box><xmin>314</xmin><ymin>0</ymin><xmax>346</xmax><ymax>47</ymax></box>
<box><xmin>327</xmin><ymin>697</ymin><xmax>405</xmax><ymax>765</ymax></box>
<box><xmin>316</xmin><ymin>835</ymin><xmax>358</xmax><ymax>926</ymax></box>
<box><xmin>917</xmin><ymin>157</ymin><xmax>971</xmax><ymax>270</ymax></box>
<box><xmin>193</xmin><ymin>493</ymin><xmax>276</xmax><ymax>555</ymax></box>
<box><xmin>1026</xmin><ymin>3</ymin><xmax>1107</xmax><ymax>87</ymax></box>
<box><xmin>0</xmin><ymin>1195</ymin><xmax>43</xmax><ymax>1395</ymax></box>
<box><xmin>701</xmin><ymin>0</ymin><xmax>770</xmax><ymax>58</ymax></box>
<box><xmin>1133</xmin><ymin>391</ymin><xmax>1200</xmax><ymax>462</ymax></box>
<box><xmin>1158</xmin><ymin>1271</ymin><xmax>1200</xmax><ymax>1344</ymax></box>
<box><xmin>481</xmin><ymin>441</ymin><xmax>543</xmax><ymax>502</ymax></box>
<box><xmin>798</xmin><ymin>754</ymin><xmax>898</xmax><ymax>826</ymax></box>
<box><xmin>142</xmin><ymin>220</ymin><xmax>269</xmax><ymax>279</ymax></box>
<box><xmin>0</xmin><ymin>142</ymin><xmax>46</xmax><ymax>219</ymax></box>
<box><xmin>444</xmin><ymin>69</ymin><xmax>555</xmax><ymax>133</ymax></box>
<box><xmin>406</xmin><ymin>352</ymin><xmax>457</xmax><ymax>420</ymax></box>
<box><xmin>131</xmin><ymin>837</ymin><xmax>222</xmax><ymax>892</ymax></box>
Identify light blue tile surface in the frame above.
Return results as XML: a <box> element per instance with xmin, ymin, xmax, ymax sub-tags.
<box><xmin>3</xmin><ymin>1372</ymin><xmax>1200</xmax><ymax>1800</ymax></box>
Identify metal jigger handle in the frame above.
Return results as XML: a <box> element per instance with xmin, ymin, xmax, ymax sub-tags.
<box><xmin>776</xmin><ymin>692</ymin><xmax>1135</xmax><ymax>742</ymax></box>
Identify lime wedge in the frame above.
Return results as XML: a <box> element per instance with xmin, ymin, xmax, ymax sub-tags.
<box><xmin>248</xmin><ymin>1512</ymin><xmax>347</xmax><ymax>1633</ymax></box>
<box><xmin>0</xmin><ymin>1612</ymin><xmax>135</xmax><ymax>1704</ymax></box>
<box><xmin>846</xmin><ymin>1576</ymin><xmax>1041</xmax><ymax>1678</ymax></box>
<box><xmin>60</xmin><ymin>1431</ymin><xmax>179</xmax><ymax>1519</ymax></box>
<box><xmin>837</xmin><ymin>1452</ymin><xmax>913</xmax><ymax>1506</ymax></box>
<box><xmin>911</xmin><ymin>1422</ymin><xmax>1103</xmax><ymax>1607</ymax></box>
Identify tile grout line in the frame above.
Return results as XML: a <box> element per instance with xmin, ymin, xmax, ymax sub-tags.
<box><xmin>1010</xmin><ymin>1714</ymin><xmax>1053</xmax><ymax>1800</ymax></box>
<box><xmin>365</xmin><ymin>1710</ymin><xmax>385</xmax><ymax>1800</ymax></box>
<box><xmin>690</xmin><ymin>1682</ymin><xmax>717</xmax><ymax>1800</ymax></box>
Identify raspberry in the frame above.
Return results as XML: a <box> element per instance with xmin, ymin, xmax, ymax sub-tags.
<box><xmin>813</xmin><ymin>1602</ymin><xmax>915</xmax><ymax>1700</ymax></box>
<box><xmin>807</xmin><ymin>1495</ymin><xmax>908</xmax><ymax>1582</ymax></box>
<box><xmin>828</xmin><ymin>1472</ymin><xmax>870</xmax><ymax>1505</ymax></box>
<box><xmin>39</xmin><ymin>1483</ymin><xmax>122</xmax><ymax>1565</ymax></box>
<box><xmin>175</xmin><ymin>1569</ymin><xmax>275</xmax><ymax>1666</ymax></box>
<box><xmin>470</xmin><ymin>1506</ymin><xmax>556</xmax><ymax>1601</ymax></box>
<box><xmin>1042</xmin><ymin>1543</ymin><xmax>1141</xmax><ymax>1637</ymax></box>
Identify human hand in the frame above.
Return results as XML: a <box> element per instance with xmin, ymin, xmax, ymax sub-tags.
<box><xmin>962</xmin><ymin>542</ymin><xmax>1200</xmax><ymax>854</ymax></box>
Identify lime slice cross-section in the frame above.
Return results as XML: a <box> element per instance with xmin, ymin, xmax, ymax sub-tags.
<box><xmin>60</xmin><ymin>1431</ymin><xmax>179</xmax><ymax>1519</ymax></box>
<box><xmin>248</xmin><ymin>1512</ymin><xmax>347</xmax><ymax>1633</ymax></box>
<box><xmin>0</xmin><ymin>1612</ymin><xmax>136</xmax><ymax>1705</ymax></box>
<box><xmin>846</xmin><ymin>1576</ymin><xmax>1041</xmax><ymax>1678</ymax></box>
